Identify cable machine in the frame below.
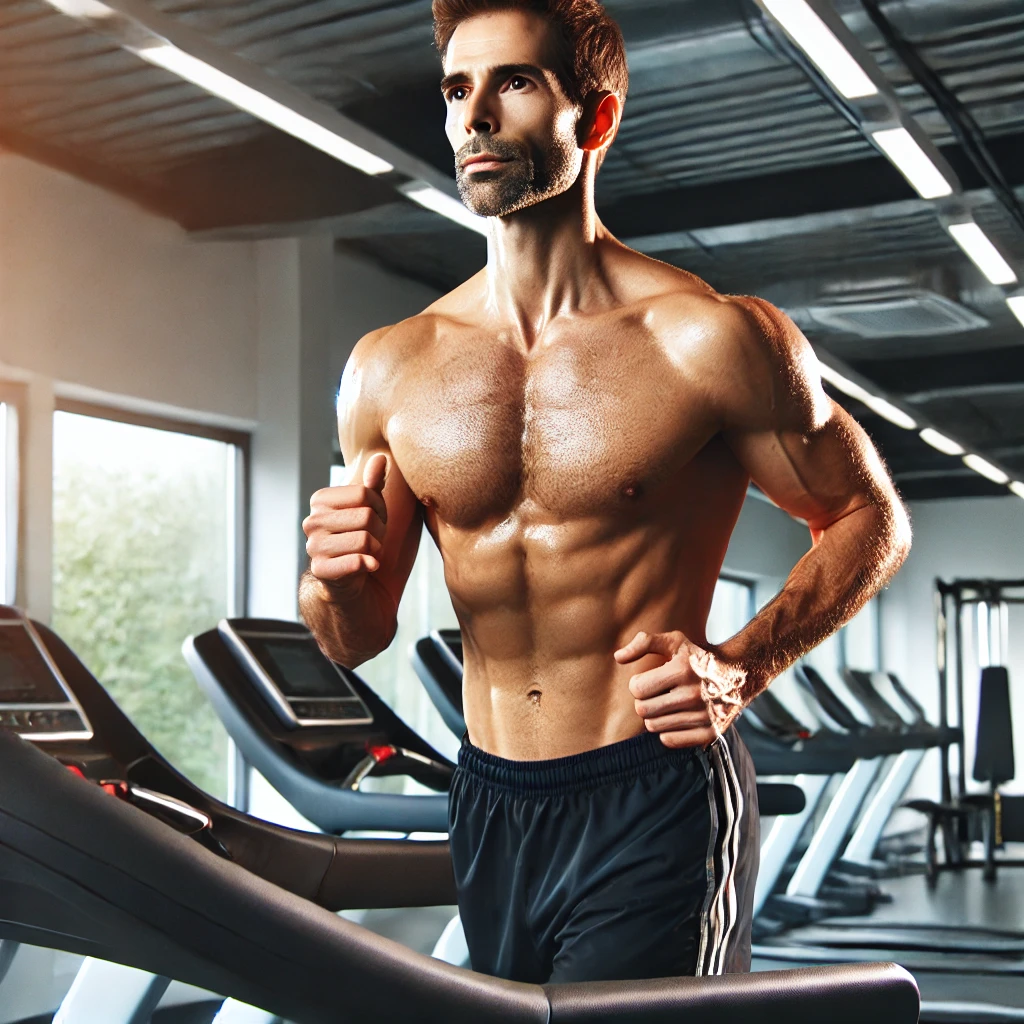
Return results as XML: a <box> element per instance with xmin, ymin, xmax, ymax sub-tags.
<box><xmin>932</xmin><ymin>578</ymin><xmax>1022</xmax><ymax>876</ymax></box>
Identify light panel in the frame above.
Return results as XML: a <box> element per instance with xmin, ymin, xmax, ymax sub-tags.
<box><xmin>138</xmin><ymin>43</ymin><xmax>394</xmax><ymax>176</ymax></box>
<box><xmin>401</xmin><ymin>184</ymin><xmax>488</xmax><ymax>236</ymax></box>
<box><xmin>963</xmin><ymin>453</ymin><xmax>1009</xmax><ymax>485</ymax></box>
<box><xmin>861</xmin><ymin>394</ymin><xmax>917</xmax><ymax>430</ymax></box>
<box><xmin>1009</xmin><ymin>481</ymin><xmax>1024</xmax><ymax>500</ymax></box>
<box><xmin>919</xmin><ymin>428</ymin><xmax>964</xmax><ymax>457</ymax></box>
<box><xmin>43</xmin><ymin>0</ymin><xmax>114</xmax><ymax>17</ymax></box>
<box><xmin>763</xmin><ymin>0</ymin><xmax>878</xmax><ymax>99</ymax></box>
<box><xmin>817</xmin><ymin>363</ymin><xmax>916</xmax><ymax>429</ymax></box>
<box><xmin>871</xmin><ymin>127</ymin><xmax>954</xmax><ymax>200</ymax></box>
<box><xmin>1008</xmin><ymin>296</ymin><xmax>1024</xmax><ymax>329</ymax></box>
<box><xmin>947</xmin><ymin>222</ymin><xmax>1018</xmax><ymax>286</ymax></box>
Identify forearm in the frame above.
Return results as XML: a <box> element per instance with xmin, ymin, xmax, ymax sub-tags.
<box><xmin>298</xmin><ymin>570</ymin><xmax>398</xmax><ymax>668</ymax></box>
<box><xmin>717</xmin><ymin>495</ymin><xmax>910</xmax><ymax>697</ymax></box>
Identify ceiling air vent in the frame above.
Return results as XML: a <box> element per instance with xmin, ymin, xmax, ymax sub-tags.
<box><xmin>807</xmin><ymin>289</ymin><xmax>988</xmax><ymax>338</ymax></box>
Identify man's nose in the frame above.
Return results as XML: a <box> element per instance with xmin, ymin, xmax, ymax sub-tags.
<box><xmin>463</xmin><ymin>90</ymin><xmax>498</xmax><ymax>136</ymax></box>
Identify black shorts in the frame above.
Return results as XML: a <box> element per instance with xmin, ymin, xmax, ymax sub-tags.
<box><xmin>448</xmin><ymin>728</ymin><xmax>759</xmax><ymax>984</ymax></box>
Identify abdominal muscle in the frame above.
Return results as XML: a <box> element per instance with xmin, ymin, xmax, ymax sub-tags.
<box><xmin>436</xmin><ymin>503</ymin><xmax>732</xmax><ymax>761</ymax></box>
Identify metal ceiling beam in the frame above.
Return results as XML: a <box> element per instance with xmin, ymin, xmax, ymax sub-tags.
<box><xmin>36</xmin><ymin>0</ymin><xmax>481</xmax><ymax>231</ymax></box>
<box><xmin>609</xmin><ymin>131</ymin><xmax>1024</xmax><ymax>247</ymax></box>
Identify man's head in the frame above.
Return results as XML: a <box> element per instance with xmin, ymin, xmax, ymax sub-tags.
<box><xmin>433</xmin><ymin>0</ymin><xmax>628</xmax><ymax>218</ymax></box>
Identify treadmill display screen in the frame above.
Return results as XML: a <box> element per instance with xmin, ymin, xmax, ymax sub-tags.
<box><xmin>244</xmin><ymin>637</ymin><xmax>360</xmax><ymax>700</ymax></box>
<box><xmin>0</xmin><ymin>623</ymin><xmax>68</xmax><ymax>704</ymax></box>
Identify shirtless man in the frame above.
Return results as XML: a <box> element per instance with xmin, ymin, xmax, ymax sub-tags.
<box><xmin>301</xmin><ymin>0</ymin><xmax>910</xmax><ymax>985</ymax></box>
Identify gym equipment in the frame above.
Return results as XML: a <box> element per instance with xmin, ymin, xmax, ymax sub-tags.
<box><xmin>904</xmin><ymin>580</ymin><xmax>1023</xmax><ymax>883</ymax></box>
<box><xmin>0</xmin><ymin>604</ymin><xmax>921</xmax><ymax>1022</ymax></box>
<box><xmin>183</xmin><ymin>618</ymin><xmax>454</xmax><ymax>834</ymax></box>
<box><xmin>753</xmin><ymin>662</ymin><xmax>1024</xmax><ymax>989</ymax></box>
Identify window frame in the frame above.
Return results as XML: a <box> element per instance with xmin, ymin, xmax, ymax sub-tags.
<box><xmin>0</xmin><ymin>381</ymin><xmax>27</xmax><ymax>607</ymax></box>
<box><xmin>53</xmin><ymin>399</ymin><xmax>251</xmax><ymax>617</ymax></box>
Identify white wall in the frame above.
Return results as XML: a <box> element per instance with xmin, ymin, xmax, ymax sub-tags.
<box><xmin>882</xmin><ymin>495</ymin><xmax>1024</xmax><ymax>796</ymax></box>
<box><xmin>331</xmin><ymin>247</ymin><xmax>441</xmax><ymax>394</ymax></box>
<box><xmin>0</xmin><ymin>153</ymin><xmax>259</xmax><ymax>424</ymax></box>
<box><xmin>0</xmin><ymin>153</ymin><xmax>262</xmax><ymax>620</ymax></box>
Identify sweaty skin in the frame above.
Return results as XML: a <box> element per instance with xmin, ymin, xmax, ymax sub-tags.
<box><xmin>300</xmin><ymin>9</ymin><xmax>910</xmax><ymax>761</ymax></box>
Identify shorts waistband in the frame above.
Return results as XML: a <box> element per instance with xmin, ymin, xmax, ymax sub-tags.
<box><xmin>457</xmin><ymin>730</ymin><xmax>700</xmax><ymax>796</ymax></box>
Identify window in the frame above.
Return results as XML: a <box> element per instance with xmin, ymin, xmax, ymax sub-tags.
<box><xmin>706</xmin><ymin>576</ymin><xmax>755</xmax><ymax>645</ymax></box>
<box><xmin>51</xmin><ymin>408</ymin><xmax>246</xmax><ymax>800</ymax></box>
<box><xmin>0</xmin><ymin>388</ymin><xmax>21</xmax><ymax>607</ymax></box>
<box><xmin>0</xmin><ymin>401</ymin><xmax>8</xmax><ymax>604</ymax></box>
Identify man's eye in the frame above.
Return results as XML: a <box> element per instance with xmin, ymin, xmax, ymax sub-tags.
<box><xmin>508</xmin><ymin>76</ymin><xmax>528</xmax><ymax>90</ymax></box>
<box><xmin>448</xmin><ymin>87</ymin><xmax>467</xmax><ymax>102</ymax></box>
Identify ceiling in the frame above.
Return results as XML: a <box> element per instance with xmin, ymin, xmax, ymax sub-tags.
<box><xmin>1</xmin><ymin>0</ymin><xmax>1022</xmax><ymax>500</ymax></box>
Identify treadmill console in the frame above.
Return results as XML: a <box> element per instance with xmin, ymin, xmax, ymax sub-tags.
<box><xmin>217</xmin><ymin>619</ymin><xmax>373</xmax><ymax>729</ymax></box>
<box><xmin>0</xmin><ymin>617</ymin><xmax>93</xmax><ymax>741</ymax></box>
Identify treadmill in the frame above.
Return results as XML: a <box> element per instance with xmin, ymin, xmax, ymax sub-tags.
<box><xmin>0</xmin><ymin>605</ymin><xmax>920</xmax><ymax>1022</ymax></box>
<box><xmin>753</xmin><ymin>664</ymin><xmax>1024</xmax><ymax>1019</ymax></box>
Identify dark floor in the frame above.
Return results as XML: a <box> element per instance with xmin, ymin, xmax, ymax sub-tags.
<box><xmin>753</xmin><ymin>853</ymin><xmax>1024</xmax><ymax>1023</ymax></box>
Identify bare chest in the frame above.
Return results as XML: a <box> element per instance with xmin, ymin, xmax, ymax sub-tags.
<box><xmin>386</xmin><ymin>328</ymin><xmax>714</xmax><ymax>528</ymax></box>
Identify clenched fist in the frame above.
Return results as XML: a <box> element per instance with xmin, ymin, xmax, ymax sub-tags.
<box><xmin>303</xmin><ymin>453</ymin><xmax>389</xmax><ymax>601</ymax></box>
<box><xmin>614</xmin><ymin>630</ymin><xmax>750</xmax><ymax>748</ymax></box>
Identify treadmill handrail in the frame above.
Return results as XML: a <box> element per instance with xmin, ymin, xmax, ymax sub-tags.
<box><xmin>0</xmin><ymin>730</ymin><xmax>921</xmax><ymax>1024</ymax></box>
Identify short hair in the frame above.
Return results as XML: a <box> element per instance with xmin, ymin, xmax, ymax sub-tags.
<box><xmin>432</xmin><ymin>0</ymin><xmax>629</xmax><ymax>107</ymax></box>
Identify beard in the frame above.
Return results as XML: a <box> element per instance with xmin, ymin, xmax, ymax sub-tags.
<box><xmin>455</xmin><ymin>130</ymin><xmax>579</xmax><ymax>218</ymax></box>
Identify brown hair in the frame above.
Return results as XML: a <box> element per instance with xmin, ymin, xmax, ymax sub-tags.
<box><xmin>432</xmin><ymin>0</ymin><xmax>628</xmax><ymax>107</ymax></box>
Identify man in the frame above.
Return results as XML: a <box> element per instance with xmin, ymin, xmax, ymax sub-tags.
<box><xmin>301</xmin><ymin>0</ymin><xmax>910</xmax><ymax>985</ymax></box>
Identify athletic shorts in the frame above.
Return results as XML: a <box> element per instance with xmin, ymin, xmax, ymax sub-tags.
<box><xmin>448</xmin><ymin>727</ymin><xmax>759</xmax><ymax>984</ymax></box>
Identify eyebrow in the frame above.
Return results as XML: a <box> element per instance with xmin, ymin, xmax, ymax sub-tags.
<box><xmin>440</xmin><ymin>63</ymin><xmax>549</xmax><ymax>94</ymax></box>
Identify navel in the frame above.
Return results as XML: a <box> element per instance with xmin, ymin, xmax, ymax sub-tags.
<box><xmin>527</xmin><ymin>689</ymin><xmax>543</xmax><ymax>706</ymax></box>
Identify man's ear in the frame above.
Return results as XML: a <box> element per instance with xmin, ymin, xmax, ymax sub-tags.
<box><xmin>579</xmin><ymin>91</ymin><xmax>622</xmax><ymax>153</ymax></box>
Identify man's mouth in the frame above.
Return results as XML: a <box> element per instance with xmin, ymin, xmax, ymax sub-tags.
<box><xmin>461</xmin><ymin>154</ymin><xmax>513</xmax><ymax>173</ymax></box>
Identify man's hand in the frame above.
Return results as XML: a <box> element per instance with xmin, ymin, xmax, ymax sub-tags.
<box><xmin>303</xmin><ymin>453</ymin><xmax>388</xmax><ymax>602</ymax></box>
<box><xmin>614</xmin><ymin>630</ymin><xmax>750</xmax><ymax>748</ymax></box>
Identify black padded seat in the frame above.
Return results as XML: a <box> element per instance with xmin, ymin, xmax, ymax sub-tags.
<box><xmin>0</xmin><ymin>731</ymin><xmax>920</xmax><ymax>1024</ymax></box>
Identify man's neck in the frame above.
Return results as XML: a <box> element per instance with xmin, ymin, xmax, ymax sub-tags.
<box><xmin>483</xmin><ymin>173</ymin><xmax>616</xmax><ymax>348</ymax></box>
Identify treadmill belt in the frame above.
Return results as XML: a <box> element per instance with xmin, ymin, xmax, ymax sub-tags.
<box><xmin>765</xmin><ymin>924</ymin><xmax>1024</xmax><ymax>956</ymax></box>
<box><xmin>753</xmin><ymin>944</ymin><xmax>1024</xmax><ymax>974</ymax></box>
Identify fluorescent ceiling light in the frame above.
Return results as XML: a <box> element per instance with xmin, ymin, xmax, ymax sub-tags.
<box><xmin>817</xmin><ymin>362</ymin><xmax>916</xmax><ymax>429</ymax></box>
<box><xmin>1009</xmin><ymin>481</ymin><xmax>1024</xmax><ymax>500</ymax></box>
<box><xmin>860</xmin><ymin>394</ymin><xmax>917</xmax><ymax>430</ymax></box>
<box><xmin>963</xmin><ymin>453</ymin><xmax>1009</xmax><ymax>485</ymax></box>
<box><xmin>401</xmin><ymin>184</ymin><xmax>488</xmax><ymax>235</ymax></box>
<box><xmin>919</xmin><ymin>427</ymin><xmax>965</xmax><ymax>456</ymax></box>
<box><xmin>871</xmin><ymin>127</ymin><xmax>954</xmax><ymax>200</ymax></box>
<box><xmin>1008</xmin><ymin>296</ymin><xmax>1024</xmax><ymax>329</ymax></box>
<box><xmin>817</xmin><ymin>362</ymin><xmax>871</xmax><ymax>403</ymax></box>
<box><xmin>43</xmin><ymin>0</ymin><xmax>114</xmax><ymax>17</ymax></box>
<box><xmin>946</xmin><ymin>222</ymin><xmax>1018</xmax><ymax>286</ymax></box>
<box><xmin>763</xmin><ymin>0</ymin><xmax>877</xmax><ymax>99</ymax></box>
<box><xmin>137</xmin><ymin>43</ymin><xmax>394</xmax><ymax>176</ymax></box>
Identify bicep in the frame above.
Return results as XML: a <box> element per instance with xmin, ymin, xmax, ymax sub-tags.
<box><xmin>727</xmin><ymin>402</ymin><xmax>893</xmax><ymax>535</ymax></box>
<box><xmin>720</xmin><ymin>298</ymin><xmax>898</xmax><ymax>534</ymax></box>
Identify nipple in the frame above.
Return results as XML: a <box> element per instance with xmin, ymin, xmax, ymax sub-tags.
<box><xmin>621</xmin><ymin>482</ymin><xmax>644</xmax><ymax>500</ymax></box>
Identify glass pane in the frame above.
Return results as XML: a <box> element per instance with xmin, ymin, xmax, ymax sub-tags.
<box><xmin>0</xmin><ymin>403</ymin><xmax>7</xmax><ymax>605</ymax></box>
<box><xmin>358</xmin><ymin>525</ymin><xmax>462</xmax><ymax>767</ymax></box>
<box><xmin>52</xmin><ymin>412</ymin><xmax>238</xmax><ymax>799</ymax></box>
<box><xmin>706</xmin><ymin>577</ymin><xmax>754</xmax><ymax>645</ymax></box>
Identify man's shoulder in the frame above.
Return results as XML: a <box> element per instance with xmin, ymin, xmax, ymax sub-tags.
<box><xmin>623</xmin><ymin>259</ymin><xmax>801</xmax><ymax>366</ymax></box>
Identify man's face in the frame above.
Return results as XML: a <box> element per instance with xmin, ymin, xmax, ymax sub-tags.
<box><xmin>441</xmin><ymin>9</ymin><xmax>583</xmax><ymax>218</ymax></box>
